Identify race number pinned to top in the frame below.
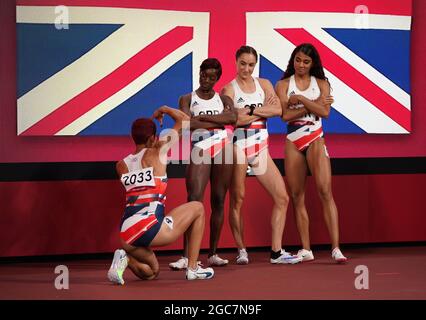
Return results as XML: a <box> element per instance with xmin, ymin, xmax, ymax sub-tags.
<box><xmin>121</xmin><ymin>167</ymin><xmax>155</xmax><ymax>190</ymax></box>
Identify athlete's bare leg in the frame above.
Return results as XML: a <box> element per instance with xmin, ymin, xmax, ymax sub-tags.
<box><xmin>306</xmin><ymin>138</ymin><xmax>340</xmax><ymax>250</ymax></box>
<box><xmin>229</xmin><ymin>145</ymin><xmax>248</xmax><ymax>250</ymax></box>
<box><xmin>182</xmin><ymin>159</ymin><xmax>211</xmax><ymax>257</ymax></box>
<box><xmin>209</xmin><ymin>147</ymin><xmax>233</xmax><ymax>256</ymax></box>
<box><xmin>121</xmin><ymin>201</ymin><xmax>205</xmax><ymax>278</ymax></box>
<box><xmin>285</xmin><ymin>139</ymin><xmax>311</xmax><ymax>250</ymax></box>
<box><xmin>252</xmin><ymin>149</ymin><xmax>289</xmax><ymax>251</ymax></box>
<box><xmin>120</xmin><ymin>241</ymin><xmax>160</xmax><ymax>280</ymax></box>
<box><xmin>152</xmin><ymin>201</ymin><xmax>205</xmax><ymax>269</ymax></box>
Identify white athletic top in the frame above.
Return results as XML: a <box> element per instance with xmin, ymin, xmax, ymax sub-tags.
<box><xmin>189</xmin><ymin>91</ymin><xmax>229</xmax><ymax>158</ymax></box>
<box><xmin>230</xmin><ymin>77</ymin><xmax>268</xmax><ymax>159</ymax></box>
<box><xmin>190</xmin><ymin>91</ymin><xmax>224</xmax><ymax>116</ymax></box>
<box><xmin>285</xmin><ymin>75</ymin><xmax>324</xmax><ymax>151</ymax></box>
<box><xmin>231</xmin><ymin>77</ymin><xmax>265</xmax><ymax>110</ymax></box>
<box><xmin>123</xmin><ymin>149</ymin><xmax>146</xmax><ymax>172</ymax></box>
<box><xmin>231</xmin><ymin>77</ymin><xmax>266</xmax><ymax>129</ymax></box>
<box><xmin>287</xmin><ymin>75</ymin><xmax>321</xmax><ymax>124</ymax></box>
<box><xmin>121</xmin><ymin>149</ymin><xmax>167</xmax><ymax>195</ymax></box>
<box><xmin>122</xmin><ymin>149</ymin><xmax>167</xmax><ymax>180</ymax></box>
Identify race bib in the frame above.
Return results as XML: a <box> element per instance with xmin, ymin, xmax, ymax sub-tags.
<box><xmin>121</xmin><ymin>167</ymin><xmax>155</xmax><ymax>190</ymax></box>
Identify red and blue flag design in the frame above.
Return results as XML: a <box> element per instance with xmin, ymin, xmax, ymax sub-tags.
<box><xmin>16</xmin><ymin>0</ymin><xmax>411</xmax><ymax>136</ymax></box>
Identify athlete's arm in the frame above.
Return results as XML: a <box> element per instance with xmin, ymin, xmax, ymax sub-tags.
<box><xmin>115</xmin><ymin>160</ymin><xmax>129</xmax><ymax>178</ymax></box>
<box><xmin>190</xmin><ymin>117</ymin><xmax>223</xmax><ymax>130</ymax></box>
<box><xmin>234</xmin><ymin>108</ymin><xmax>262</xmax><ymax>126</ymax></box>
<box><xmin>220</xmin><ymin>83</ymin><xmax>234</xmax><ymax>101</ymax></box>
<box><xmin>178</xmin><ymin>94</ymin><xmax>192</xmax><ymax>117</ymax></box>
<box><xmin>151</xmin><ymin>105</ymin><xmax>189</xmax><ymax>167</ymax></box>
<box><xmin>178</xmin><ymin>94</ymin><xmax>221</xmax><ymax>130</ymax></box>
<box><xmin>294</xmin><ymin>79</ymin><xmax>333</xmax><ymax>118</ymax></box>
<box><xmin>275</xmin><ymin>79</ymin><xmax>309</xmax><ymax>122</ymax></box>
<box><xmin>197</xmin><ymin>95</ymin><xmax>237</xmax><ymax>125</ymax></box>
<box><xmin>221</xmin><ymin>83</ymin><xmax>261</xmax><ymax>126</ymax></box>
<box><xmin>152</xmin><ymin>105</ymin><xmax>189</xmax><ymax>134</ymax></box>
<box><xmin>252</xmin><ymin>78</ymin><xmax>282</xmax><ymax>118</ymax></box>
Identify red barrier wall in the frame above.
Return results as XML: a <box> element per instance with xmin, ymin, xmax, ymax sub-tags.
<box><xmin>1</xmin><ymin>174</ymin><xmax>425</xmax><ymax>257</ymax></box>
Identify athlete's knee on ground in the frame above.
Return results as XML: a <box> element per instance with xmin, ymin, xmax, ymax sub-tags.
<box><xmin>142</xmin><ymin>266</ymin><xmax>160</xmax><ymax>280</ymax></box>
<box><xmin>151</xmin><ymin>265</ymin><xmax>160</xmax><ymax>279</ymax></box>
<box><xmin>129</xmin><ymin>262</ymin><xmax>158</xmax><ymax>281</ymax></box>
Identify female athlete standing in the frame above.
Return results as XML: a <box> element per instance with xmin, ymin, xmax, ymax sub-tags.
<box><xmin>222</xmin><ymin>46</ymin><xmax>301</xmax><ymax>265</ymax></box>
<box><xmin>169</xmin><ymin>58</ymin><xmax>237</xmax><ymax>269</ymax></box>
<box><xmin>275</xmin><ymin>43</ymin><xmax>347</xmax><ymax>263</ymax></box>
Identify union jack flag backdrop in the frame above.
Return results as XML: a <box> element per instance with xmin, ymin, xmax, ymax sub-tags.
<box><xmin>16</xmin><ymin>0</ymin><xmax>412</xmax><ymax>136</ymax></box>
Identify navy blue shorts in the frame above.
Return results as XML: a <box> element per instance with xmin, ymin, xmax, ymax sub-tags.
<box><xmin>120</xmin><ymin>203</ymin><xmax>165</xmax><ymax>247</ymax></box>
